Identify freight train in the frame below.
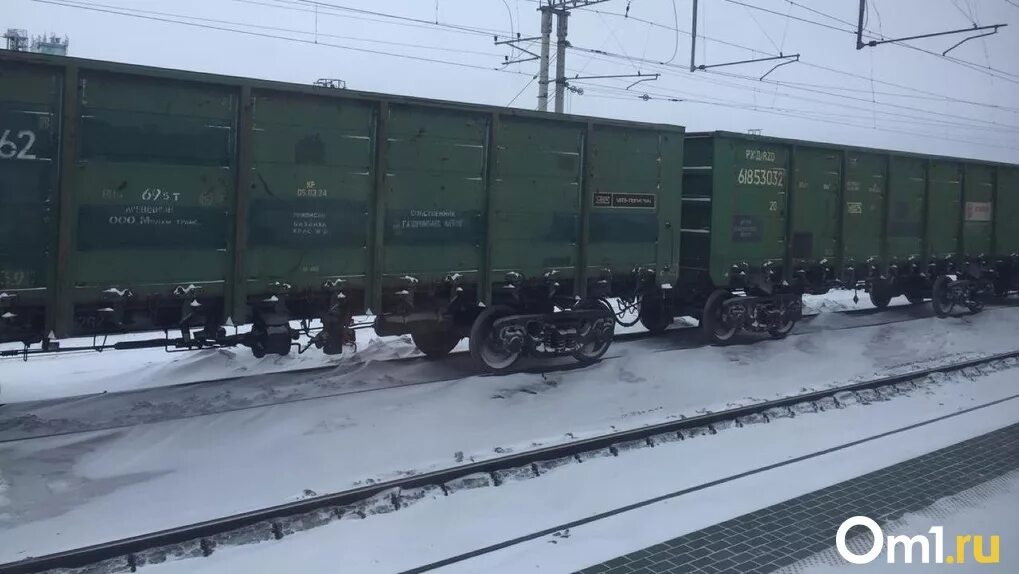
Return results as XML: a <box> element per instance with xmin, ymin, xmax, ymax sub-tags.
<box><xmin>1</xmin><ymin>51</ymin><xmax>1016</xmax><ymax>371</ymax></box>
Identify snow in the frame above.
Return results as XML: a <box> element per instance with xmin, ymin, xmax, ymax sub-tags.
<box><xmin>0</xmin><ymin>468</ymin><xmax>8</xmax><ymax>508</ymax></box>
<box><xmin>141</xmin><ymin>363</ymin><xmax>1019</xmax><ymax>574</ymax></box>
<box><xmin>0</xmin><ymin>319</ymin><xmax>422</xmax><ymax>404</ymax></box>
<box><xmin>0</xmin><ymin>290</ymin><xmax>916</xmax><ymax>404</ymax></box>
<box><xmin>801</xmin><ymin>289</ymin><xmax>891</xmax><ymax>314</ymax></box>
<box><xmin>0</xmin><ymin>306</ymin><xmax>1016</xmax><ymax>564</ymax></box>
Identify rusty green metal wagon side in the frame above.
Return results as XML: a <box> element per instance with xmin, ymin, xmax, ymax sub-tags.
<box><xmin>673</xmin><ymin>131</ymin><xmax>1017</xmax><ymax>343</ymax></box>
<box><xmin>0</xmin><ymin>50</ymin><xmax>684</xmax><ymax>371</ymax></box>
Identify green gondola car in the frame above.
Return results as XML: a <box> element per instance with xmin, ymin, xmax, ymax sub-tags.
<box><xmin>0</xmin><ymin>52</ymin><xmax>1015</xmax><ymax>370</ymax></box>
<box><xmin>0</xmin><ymin>51</ymin><xmax>683</xmax><ymax>371</ymax></box>
<box><xmin>666</xmin><ymin>131</ymin><xmax>1018</xmax><ymax>343</ymax></box>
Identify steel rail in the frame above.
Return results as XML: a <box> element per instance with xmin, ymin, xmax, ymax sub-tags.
<box><xmin>399</xmin><ymin>397</ymin><xmax>1019</xmax><ymax>574</ymax></box>
<box><xmin>2</xmin><ymin>348</ymin><xmax>1017</xmax><ymax>574</ymax></box>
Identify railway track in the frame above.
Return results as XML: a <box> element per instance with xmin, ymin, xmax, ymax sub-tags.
<box><xmin>3</xmin><ymin>348</ymin><xmax>1017</xmax><ymax>574</ymax></box>
<box><xmin>0</xmin><ymin>300</ymin><xmax>1000</xmax><ymax>443</ymax></box>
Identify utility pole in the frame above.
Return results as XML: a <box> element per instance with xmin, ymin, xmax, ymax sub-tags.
<box><xmin>496</xmin><ymin>0</ymin><xmax>622</xmax><ymax>113</ymax></box>
<box><xmin>537</xmin><ymin>7</ymin><xmax>553</xmax><ymax>112</ymax></box>
<box><xmin>554</xmin><ymin>9</ymin><xmax>569</xmax><ymax>113</ymax></box>
<box><xmin>855</xmin><ymin>0</ymin><xmax>865</xmax><ymax>53</ymax></box>
<box><xmin>689</xmin><ymin>0</ymin><xmax>698</xmax><ymax>72</ymax></box>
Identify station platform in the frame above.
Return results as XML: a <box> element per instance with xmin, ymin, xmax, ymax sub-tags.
<box><xmin>575</xmin><ymin>423</ymin><xmax>1018</xmax><ymax>574</ymax></box>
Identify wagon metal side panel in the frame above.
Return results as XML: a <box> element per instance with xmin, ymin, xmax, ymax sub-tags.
<box><xmin>490</xmin><ymin>115</ymin><xmax>582</xmax><ymax>290</ymax></box>
<box><xmin>997</xmin><ymin>167</ymin><xmax>1019</xmax><ymax>257</ymax></box>
<box><xmin>69</xmin><ymin>73</ymin><xmax>236</xmax><ymax>330</ymax></box>
<box><xmin>586</xmin><ymin>125</ymin><xmax>683</xmax><ymax>281</ymax></box>
<box><xmin>380</xmin><ymin>105</ymin><xmax>487</xmax><ymax>295</ymax></box>
<box><xmin>841</xmin><ymin>151</ymin><xmax>886</xmax><ymax>269</ymax></box>
<box><xmin>246</xmin><ymin>90</ymin><xmax>373</xmax><ymax>305</ymax></box>
<box><xmin>885</xmin><ymin>155</ymin><xmax>926</xmax><ymax>262</ymax></box>
<box><xmin>788</xmin><ymin>146</ymin><xmax>840</xmax><ymax>268</ymax></box>
<box><xmin>926</xmin><ymin>161</ymin><xmax>963</xmax><ymax>260</ymax></box>
<box><xmin>0</xmin><ymin>62</ymin><xmax>60</xmax><ymax>337</ymax></box>
<box><xmin>709</xmin><ymin>135</ymin><xmax>788</xmax><ymax>286</ymax></box>
<box><xmin>961</xmin><ymin>163</ymin><xmax>994</xmax><ymax>258</ymax></box>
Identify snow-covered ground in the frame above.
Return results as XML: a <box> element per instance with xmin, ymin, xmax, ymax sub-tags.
<box><xmin>0</xmin><ymin>319</ymin><xmax>420</xmax><ymax>404</ymax></box>
<box><xmin>138</xmin><ymin>361</ymin><xmax>1018</xmax><ymax>574</ymax></box>
<box><xmin>0</xmin><ymin>290</ymin><xmax>909</xmax><ymax>404</ymax></box>
<box><xmin>0</xmin><ymin>304</ymin><xmax>1016</xmax><ymax>565</ymax></box>
<box><xmin>0</xmin><ymin>296</ymin><xmax>962</xmax><ymax>440</ymax></box>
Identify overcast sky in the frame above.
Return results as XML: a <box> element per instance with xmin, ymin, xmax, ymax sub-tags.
<box><xmin>7</xmin><ymin>0</ymin><xmax>1019</xmax><ymax>162</ymax></box>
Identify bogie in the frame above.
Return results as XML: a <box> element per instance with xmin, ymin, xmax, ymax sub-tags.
<box><xmin>931</xmin><ymin>275</ymin><xmax>990</xmax><ymax>317</ymax></box>
<box><xmin>467</xmin><ymin>300</ymin><xmax>616</xmax><ymax>372</ymax></box>
<box><xmin>701</xmin><ymin>289</ymin><xmax>802</xmax><ymax>344</ymax></box>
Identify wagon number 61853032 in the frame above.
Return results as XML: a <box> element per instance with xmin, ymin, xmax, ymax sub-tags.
<box><xmin>0</xmin><ymin>129</ymin><xmax>38</xmax><ymax>160</ymax></box>
<box><xmin>737</xmin><ymin>167</ymin><xmax>784</xmax><ymax>187</ymax></box>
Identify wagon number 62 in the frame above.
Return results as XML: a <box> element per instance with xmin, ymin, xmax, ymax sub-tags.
<box><xmin>0</xmin><ymin>129</ymin><xmax>38</xmax><ymax>160</ymax></box>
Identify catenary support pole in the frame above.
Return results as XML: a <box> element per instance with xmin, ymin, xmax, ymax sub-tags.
<box><xmin>537</xmin><ymin>7</ymin><xmax>552</xmax><ymax>112</ymax></box>
<box><xmin>554</xmin><ymin>9</ymin><xmax>569</xmax><ymax>113</ymax></box>
<box><xmin>690</xmin><ymin>0</ymin><xmax>698</xmax><ymax>71</ymax></box>
<box><xmin>856</xmin><ymin>0</ymin><xmax>865</xmax><ymax>50</ymax></box>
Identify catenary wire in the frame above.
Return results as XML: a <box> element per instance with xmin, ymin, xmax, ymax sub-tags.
<box><xmin>40</xmin><ymin>0</ymin><xmax>507</xmax><ymax>57</ymax></box>
<box><xmin>229</xmin><ymin>0</ymin><xmax>510</xmax><ymax>39</ymax></box>
<box><xmin>29</xmin><ymin>0</ymin><xmax>529</xmax><ymax>75</ymax></box>
<box><xmin>576</xmin><ymin>87</ymin><xmax>1018</xmax><ymax>152</ymax></box>
<box><xmin>578</xmin><ymin>4</ymin><xmax>1019</xmax><ymax>107</ymax></box>
<box><xmin>568</xmin><ymin>45</ymin><xmax>1019</xmax><ymax>130</ymax></box>
<box><xmin>724</xmin><ymin>0</ymin><xmax>1019</xmax><ymax>83</ymax></box>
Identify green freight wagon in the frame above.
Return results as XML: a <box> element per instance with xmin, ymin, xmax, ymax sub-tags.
<box><xmin>0</xmin><ymin>50</ymin><xmax>684</xmax><ymax>371</ymax></box>
<box><xmin>663</xmin><ymin>131</ymin><xmax>1018</xmax><ymax>343</ymax></box>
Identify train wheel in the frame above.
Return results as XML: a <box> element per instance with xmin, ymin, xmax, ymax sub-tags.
<box><xmin>931</xmin><ymin>276</ymin><xmax>954</xmax><ymax>317</ymax></box>
<box><xmin>993</xmin><ymin>278</ymin><xmax>1009</xmax><ymax>298</ymax></box>
<box><xmin>469</xmin><ymin>305</ymin><xmax>521</xmax><ymax>373</ymax></box>
<box><xmin>251</xmin><ymin>342</ymin><xmax>267</xmax><ymax>359</ymax></box>
<box><xmin>966</xmin><ymin>286</ymin><xmax>986</xmax><ymax>314</ymax></box>
<box><xmin>638</xmin><ymin>297</ymin><xmax>671</xmax><ymax>334</ymax></box>
<box><xmin>868</xmin><ymin>282</ymin><xmax>892</xmax><ymax>309</ymax></box>
<box><xmin>412</xmin><ymin>330</ymin><xmax>461</xmax><ymax>359</ymax></box>
<box><xmin>573</xmin><ymin>299</ymin><xmax>615</xmax><ymax>365</ymax></box>
<box><xmin>768</xmin><ymin>317</ymin><xmax>796</xmax><ymax>339</ymax></box>
<box><xmin>703</xmin><ymin>289</ymin><xmax>737</xmax><ymax>344</ymax></box>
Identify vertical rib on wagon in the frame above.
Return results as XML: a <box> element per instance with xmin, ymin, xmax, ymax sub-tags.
<box><xmin>230</xmin><ymin>85</ymin><xmax>253</xmax><ymax>327</ymax></box>
<box><xmin>994</xmin><ymin>166</ymin><xmax>1019</xmax><ymax>294</ymax></box>
<box><xmin>54</xmin><ymin>64</ymin><xmax>78</xmax><ymax>340</ymax></box>
<box><xmin>368</xmin><ymin>100</ymin><xmax>389</xmax><ymax>315</ymax></box>
<box><xmin>479</xmin><ymin>111</ymin><xmax>499</xmax><ymax>307</ymax></box>
<box><xmin>577</xmin><ymin>120</ymin><xmax>593</xmax><ymax>300</ymax></box>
